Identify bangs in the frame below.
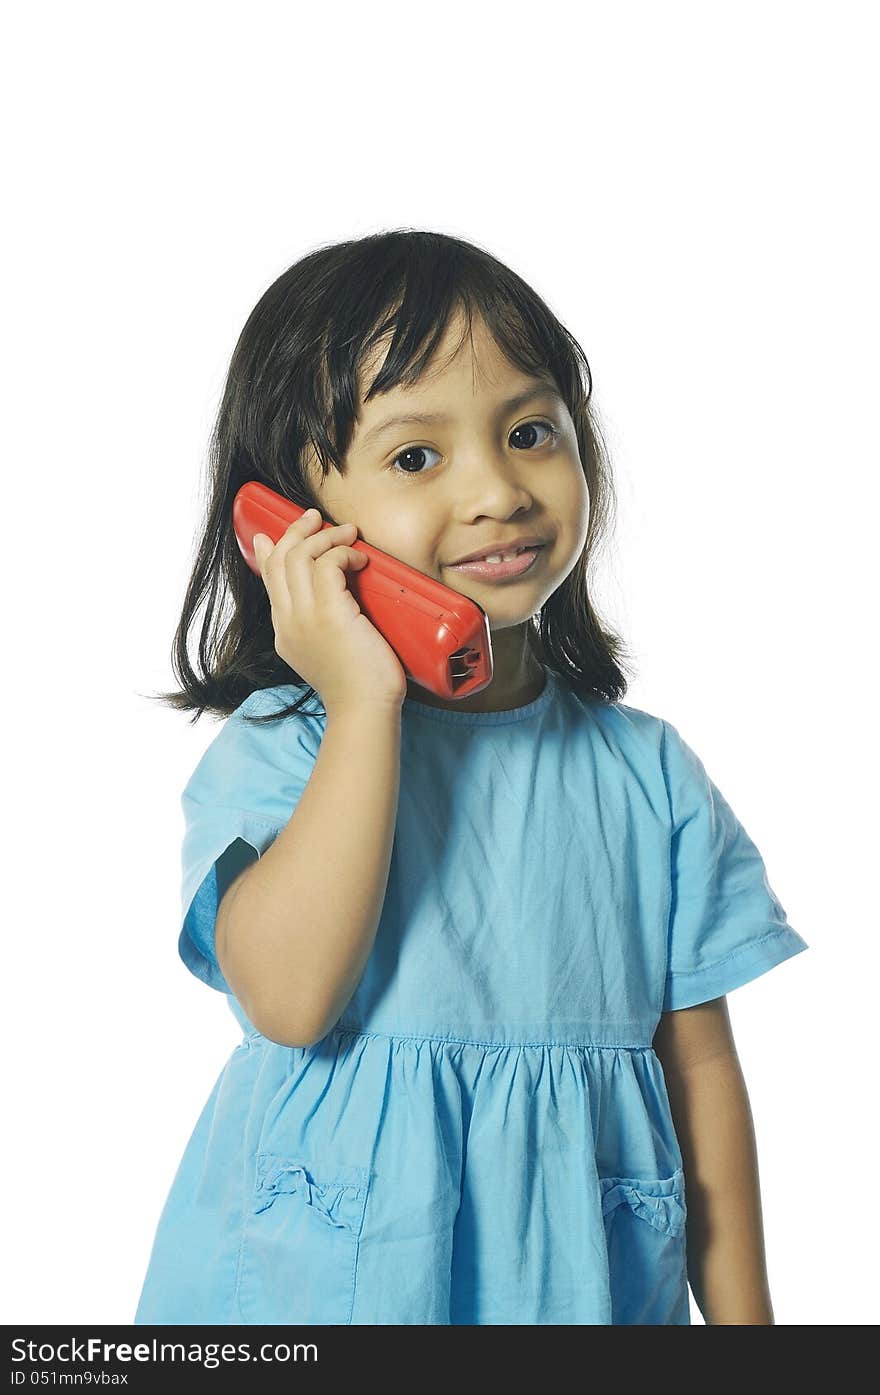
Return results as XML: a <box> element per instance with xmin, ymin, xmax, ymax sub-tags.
<box><xmin>302</xmin><ymin>234</ymin><xmax>591</xmax><ymax>478</ymax></box>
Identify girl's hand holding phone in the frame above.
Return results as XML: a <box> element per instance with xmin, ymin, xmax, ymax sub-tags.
<box><xmin>252</xmin><ymin>509</ymin><xmax>408</xmax><ymax>715</ymax></box>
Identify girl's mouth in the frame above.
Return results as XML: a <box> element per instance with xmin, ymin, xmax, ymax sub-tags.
<box><xmin>446</xmin><ymin>545</ymin><xmax>545</xmax><ymax>581</ymax></box>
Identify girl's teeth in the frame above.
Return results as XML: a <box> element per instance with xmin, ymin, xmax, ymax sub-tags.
<box><xmin>483</xmin><ymin>550</ymin><xmax>520</xmax><ymax>563</ymax></box>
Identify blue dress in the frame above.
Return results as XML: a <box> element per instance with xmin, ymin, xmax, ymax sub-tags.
<box><xmin>134</xmin><ymin>670</ymin><xmax>808</xmax><ymax>1325</ymax></box>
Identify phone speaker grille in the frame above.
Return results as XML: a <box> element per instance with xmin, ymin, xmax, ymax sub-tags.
<box><xmin>448</xmin><ymin>647</ymin><xmax>481</xmax><ymax>691</ymax></box>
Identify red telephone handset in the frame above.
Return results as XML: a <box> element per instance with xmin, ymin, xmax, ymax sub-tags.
<box><xmin>232</xmin><ymin>481</ymin><xmax>494</xmax><ymax>700</ymax></box>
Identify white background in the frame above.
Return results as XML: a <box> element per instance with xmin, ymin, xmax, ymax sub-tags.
<box><xmin>4</xmin><ymin>0</ymin><xmax>876</xmax><ymax>1327</ymax></box>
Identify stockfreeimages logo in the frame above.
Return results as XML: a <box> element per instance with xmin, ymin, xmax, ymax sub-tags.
<box><xmin>9</xmin><ymin>1338</ymin><xmax>317</xmax><ymax>1371</ymax></box>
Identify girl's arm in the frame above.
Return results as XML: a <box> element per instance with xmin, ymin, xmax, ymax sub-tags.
<box><xmin>652</xmin><ymin>998</ymin><xmax>775</xmax><ymax>1324</ymax></box>
<box><xmin>216</xmin><ymin>703</ymin><xmax>402</xmax><ymax>1048</ymax></box>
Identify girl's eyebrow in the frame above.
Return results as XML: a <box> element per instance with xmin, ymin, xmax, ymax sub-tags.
<box><xmin>358</xmin><ymin>383</ymin><xmax>564</xmax><ymax>448</ymax></box>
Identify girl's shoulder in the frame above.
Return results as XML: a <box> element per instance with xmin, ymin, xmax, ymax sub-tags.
<box><xmin>561</xmin><ymin>685</ymin><xmax>668</xmax><ymax>760</ymax></box>
<box><xmin>231</xmin><ymin>682</ymin><xmax>326</xmax><ymax>723</ymax></box>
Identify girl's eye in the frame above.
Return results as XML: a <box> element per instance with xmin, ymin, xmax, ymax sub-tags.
<box><xmin>387</xmin><ymin>419</ymin><xmax>560</xmax><ymax>480</ymax></box>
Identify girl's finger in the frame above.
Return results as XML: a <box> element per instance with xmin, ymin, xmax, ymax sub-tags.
<box><xmin>291</xmin><ymin>521</ymin><xmax>359</xmax><ymax>563</ymax></box>
<box><xmin>253</xmin><ymin>533</ymin><xmax>272</xmax><ymax>569</ymax></box>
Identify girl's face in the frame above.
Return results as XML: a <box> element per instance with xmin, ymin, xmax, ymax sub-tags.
<box><xmin>303</xmin><ymin>310</ymin><xmax>589</xmax><ymax>675</ymax></box>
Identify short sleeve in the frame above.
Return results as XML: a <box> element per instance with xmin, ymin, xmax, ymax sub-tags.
<box><xmin>178</xmin><ymin>686</ymin><xmax>323</xmax><ymax>994</ymax></box>
<box><xmin>660</xmin><ymin>719</ymin><xmax>808</xmax><ymax>1011</ymax></box>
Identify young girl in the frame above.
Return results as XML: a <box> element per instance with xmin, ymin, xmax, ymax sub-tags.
<box><xmin>135</xmin><ymin>229</ymin><xmax>808</xmax><ymax>1326</ymax></box>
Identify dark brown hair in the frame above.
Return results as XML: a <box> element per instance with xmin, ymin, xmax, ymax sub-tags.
<box><xmin>144</xmin><ymin>228</ymin><xmax>636</xmax><ymax>726</ymax></box>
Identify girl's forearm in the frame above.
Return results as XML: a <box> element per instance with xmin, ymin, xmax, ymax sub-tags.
<box><xmin>662</xmin><ymin>1050</ymin><xmax>775</xmax><ymax>1324</ymax></box>
<box><xmin>216</xmin><ymin>704</ymin><xmax>402</xmax><ymax>1048</ymax></box>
